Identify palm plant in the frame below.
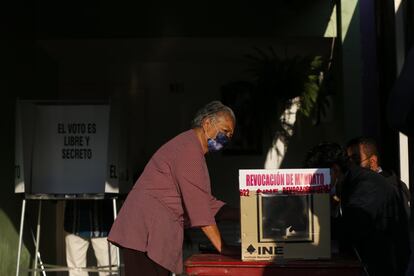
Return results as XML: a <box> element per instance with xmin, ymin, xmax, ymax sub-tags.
<box><xmin>222</xmin><ymin>46</ymin><xmax>334</xmax><ymax>155</ymax></box>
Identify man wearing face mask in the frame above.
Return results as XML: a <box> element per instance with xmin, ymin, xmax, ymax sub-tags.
<box><xmin>305</xmin><ymin>142</ymin><xmax>407</xmax><ymax>276</ymax></box>
<box><xmin>346</xmin><ymin>136</ymin><xmax>410</xmax><ymax>220</ymax></box>
<box><xmin>108</xmin><ymin>101</ymin><xmax>239</xmax><ymax>276</ymax></box>
<box><xmin>346</xmin><ymin>137</ymin><xmax>411</xmax><ymax>275</ymax></box>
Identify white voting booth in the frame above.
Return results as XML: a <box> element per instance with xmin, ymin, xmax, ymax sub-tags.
<box><xmin>15</xmin><ymin>100</ymin><xmax>129</xmax><ymax>275</ymax></box>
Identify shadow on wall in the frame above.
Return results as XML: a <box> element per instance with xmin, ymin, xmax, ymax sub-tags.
<box><xmin>0</xmin><ymin>43</ymin><xmax>60</xmax><ymax>275</ymax></box>
<box><xmin>220</xmin><ymin>45</ymin><xmax>338</xmax><ymax>170</ymax></box>
<box><xmin>33</xmin><ymin>1</ymin><xmax>336</xmax><ymax>38</ymax></box>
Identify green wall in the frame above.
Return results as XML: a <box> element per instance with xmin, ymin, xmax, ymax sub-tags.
<box><xmin>0</xmin><ymin>96</ymin><xmax>31</xmax><ymax>275</ymax></box>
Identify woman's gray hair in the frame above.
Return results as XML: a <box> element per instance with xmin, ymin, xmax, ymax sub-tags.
<box><xmin>191</xmin><ymin>101</ymin><xmax>236</xmax><ymax>128</ymax></box>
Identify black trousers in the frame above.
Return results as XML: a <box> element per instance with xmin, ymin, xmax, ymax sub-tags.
<box><xmin>122</xmin><ymin>247</ymin><xmax>171</xmax><ymax>276</ymax></box>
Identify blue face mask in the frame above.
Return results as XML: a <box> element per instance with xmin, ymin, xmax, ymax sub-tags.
<box><xmin>207</xmin><ymin>132</ymin><xmax>230</xmax><ymax>152</ymax></box>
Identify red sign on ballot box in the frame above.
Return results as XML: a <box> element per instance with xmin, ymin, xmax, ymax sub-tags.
<box><xmin>239</xmin><ymin>168</ymin><xmax>331</xmax><ymax>194</ymax></box>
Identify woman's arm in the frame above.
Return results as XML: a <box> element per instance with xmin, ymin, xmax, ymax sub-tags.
<box><xmin>201</xmin><ymin>224</ymin><xmax>240</xmax><ymax>255</ymax></box>
<box><xmin>201</xmin><ymin>225</ymin><xmax>223</xmax><ymax>252</ymax></box>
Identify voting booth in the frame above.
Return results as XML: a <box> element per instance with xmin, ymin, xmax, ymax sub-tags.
<box><xmin>14</xmin><ymin>100</ymin><xmax>129</xmax><ymax>275</ymax></box>
<box><xmin>15</xmin><ymin>100</ymin><xmax>129</xmax><ymax>195</ymax></box>
<box><xmin>240</xmin><ymin>168</ymin><xmax>331</xmax><ymax>262</ymax></box>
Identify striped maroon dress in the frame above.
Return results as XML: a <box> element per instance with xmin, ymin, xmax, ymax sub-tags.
<box><xmin>108</xmin><ymin>129</ymin><xmax>225</xmax><ymax>274</ymax></box>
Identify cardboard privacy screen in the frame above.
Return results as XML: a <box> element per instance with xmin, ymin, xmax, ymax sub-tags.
<box><xmin>15</xmin><ymin>100</ymin><xmax>130</xmax><ymax>195</ymax></box>
<box><xmin>240</xmin><ymin>169</ymin><xmax>331</xmax><ymax>261</ymax></box>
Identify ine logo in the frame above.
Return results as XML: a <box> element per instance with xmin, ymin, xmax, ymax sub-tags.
<box><xmin>246</xmin><ymin>245</ymin><xmax>284</xmax><ymax>255</ymax></box>
<box><xmin>247</xmin><ymin>244</ymin><xmax>256</xmax><ymax>254</ymax></box>
<box><xmin>258</xmin><ymin>246</ymin><xmax>284</xmax><ymax>255</ymax></box>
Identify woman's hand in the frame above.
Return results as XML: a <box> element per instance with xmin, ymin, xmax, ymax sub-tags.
<box><xmin>200</xmin><ymin>224</ymin><xmax>240</xmax><ymax>256</ymax></box>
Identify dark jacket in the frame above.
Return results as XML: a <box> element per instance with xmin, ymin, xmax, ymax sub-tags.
<box><xmin>380</xmin><ymin>170</ymin><xmax>410</xmax><ymax>221</ymax></box>
<box><xmin>341</xmin><ymin>165</ymin><xmax>410</xmax><ymax>276</ymax></box>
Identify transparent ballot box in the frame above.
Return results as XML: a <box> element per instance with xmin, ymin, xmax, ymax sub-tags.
<box><xmin>260</xmin><ymin>193</ymin><xmax>313</xmax><ymax>242</ymax></box>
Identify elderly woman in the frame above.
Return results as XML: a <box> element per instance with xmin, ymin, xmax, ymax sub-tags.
<box><xmin>108</xmin><ymin>101</ymin><xmax>238</xmax><ymax>276</ymax></box>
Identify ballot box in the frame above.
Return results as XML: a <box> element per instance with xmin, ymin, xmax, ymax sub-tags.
<box><xmin>239</xmin><ymin>169</ymin><xmax>331</xmax><ymax>261</ymax></box>
<box><xmin>184</xmin><ymin>253</ymin><xmax>364</xmax><ymax>276</ymax></box>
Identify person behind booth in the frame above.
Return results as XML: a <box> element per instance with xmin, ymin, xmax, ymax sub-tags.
<box><xmin>305</xmin><ymin>142</ymin><xmax>406</xmax><ymax>276</ymax></box>
<box><xmin>108</xmin><ymin>101</ymin><xmax>239</xmax><ymax>276</ymax></box>
<box><xmin>346</xmin><ymin>136</ymin><xmax>410</xmax><ymax>275</ymax></box>
<box><xmin>64</xmin><ymin>200</ymin><xmax>117</xmax><ymax>276</ymax></box>
<box><xmin>346</xmin><ymin>136</ymin><xmax>411</xmax><ymax>219</ymax></box>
